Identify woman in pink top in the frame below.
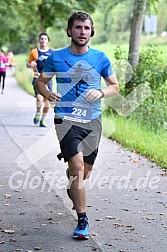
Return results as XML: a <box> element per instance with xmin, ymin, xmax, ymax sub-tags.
<box><xmin>0</xmin><ymin>50</ymin><xmax>8</xmax><ymax>94</ymax></box>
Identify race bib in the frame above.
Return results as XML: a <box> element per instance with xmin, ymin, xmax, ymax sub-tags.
<box><xmin>63</xmin><ymin>102</ymin><xmax>92</xmax><ymax>123</ymax></box>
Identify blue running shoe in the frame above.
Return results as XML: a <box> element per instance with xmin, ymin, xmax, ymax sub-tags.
<box><xmin>73</xmin><ymin>216</ymin><xmax>89</xmax><ymax>240</ymax></box>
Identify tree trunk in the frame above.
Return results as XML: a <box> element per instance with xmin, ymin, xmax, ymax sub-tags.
<box><xmin>38</xmin><ymin>1</ymin><xmax>46</xmax><ymax>32</ymax></box>
<box><xmin>128</xmin><ymin>0</ymin><xmax>148</xmax><ymax>68</ymax></box>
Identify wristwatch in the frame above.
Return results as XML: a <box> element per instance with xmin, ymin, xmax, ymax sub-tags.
<box><xmin>98</xmin><ymin>89</ymin><xmax>104</xmax><ymax>98</ymax></box>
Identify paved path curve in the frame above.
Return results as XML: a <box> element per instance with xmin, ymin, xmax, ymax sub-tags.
<box><xmin>0</xmin><ymin>73</ymin><xmax>167</xmax><ymax>252</ymax></box>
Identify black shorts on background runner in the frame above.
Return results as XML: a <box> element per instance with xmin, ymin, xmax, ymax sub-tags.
<box><xmin>54</xmin><ymin>117</ymin><xmax>102</xmax><ymax>165</ymax></box>
<box><xmin>32</xmin><ymin>78</ymin><xmax>52</xmax><ymax>97</ymax></box>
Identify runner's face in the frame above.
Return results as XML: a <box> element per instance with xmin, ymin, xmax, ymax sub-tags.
<box><xmin>39</xmin><ymin>35</ymin><xmax>49</xmax><ymax>48</ymax></box>
<box><xmin>69</xmin><ymin>19</ymin><xmax>92</xmax><ymax>47</ymax></box>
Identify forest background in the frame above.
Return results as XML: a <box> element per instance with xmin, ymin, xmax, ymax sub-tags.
<box><xmin>0</xmin><ymin>0</ymin><xmax>167</xmax><ymax>168</ymax></box>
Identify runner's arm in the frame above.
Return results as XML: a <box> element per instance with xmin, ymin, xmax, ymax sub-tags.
<box><xmin>26</xmin><ymin>61</ymin><xmax>37</xmax><ymax>68</ymax></box>
<box><xmin>85</xmin><ymin>73</ymin><xmax>119</xmax><ymax>102</ymax></box>
<box><xmin>102</xmin><ymin>73</ymin><xmax>119</xmax><ymax>98</ymax></box>
<box><xmin>26</xmin><ymin>49</ymin><xmax>37</xmax><ymax>68</ymax></box>
<box><xmin>36</xmin><ymin>72</ymin><xmax>61</xmax><ymax>102</ymax></box>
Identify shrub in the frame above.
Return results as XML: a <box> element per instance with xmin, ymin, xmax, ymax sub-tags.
<box><xmin>112</xmin><ymin>44</ymin><xmax>167</xmax><ymax>131</ymax></box>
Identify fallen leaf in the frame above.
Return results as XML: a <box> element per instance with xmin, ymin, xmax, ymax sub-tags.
<box><xmin>146</xmin><ymin>217</ymin><xmax>155</xmax><ymax>220</ymax></box>
<box><xmin>113</xmin><ymin>223</ymin><xmax>124</xmax><ymax>228</ymax></box>
<box><xmin>4</xmin><ymin>229</ymin><xmax>15</xmax><ymax>234</ymax></box>
<box><xmin>100</xmin><ymin>198</ymin><xmax>109</xmax><ymax>201</ymax></box>
<box><xmin>105</xmin><ymin>216</ymin><xmax>115</xmax><ymax>220</ymax></box>
<box><xmin>19</xmin><ymin>212</ymin><xmax>25</xmax><ymax>215</ymax></box>
<box><xmin>21</xmin><ymin>232</ymin><xmax>27</xmax><ymax>236</ymax></box>
<box><xmin>9</xmin><ymin>238</ymin><xmax>16</xmax><ymax>242</ymax></box>
<box><xmin>15</xmin><ymin>189</ymin><xmax>22</xmax><ymax>192</ymax></box>
<box><xmin>57</xmin><ymin>213</ymin><xmax>63</xmax><ymax>216</ymax></box>
<box><xmin>108</xmin><ymin>244</ymin><xmax>114</xmax><ymax>247</ymax></box>
<box><xmin>131</xmin><ymin>159</ymin><xmax>139</xmax><ymax>163</ymax></box>
<box><xmin>92</xmin><ymin>232</ymin><xmax>98</xmax><ymax>236</ymax></box>
<box><xmin>34</xmin><ymin>247</ymin><xmax>41</xmax><ymax>250</ymax></box>
<box><xmin>160</xmin><ymin>172</ymin><xmax>167</xmax><ymax>176</ymax></box>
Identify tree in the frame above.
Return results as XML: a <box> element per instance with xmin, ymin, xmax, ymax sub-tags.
<box><xmin>125</xmin><ymin>0</ymin><xmax>160</xmax><ymax>91</ymax></box>
<box><xmin>0</xmin><ymin>0</ymin><xmax>99</xmax><ymax>51</ymax></box>
<box><xmin>128</xmin><ymin>0</ymin><xmax>161</xmax><ymax>68</ymax></box>
<box><xmin>128</xmin><ymin>0</ymin><xmax>148</xmax><ymax>68</ymax></box>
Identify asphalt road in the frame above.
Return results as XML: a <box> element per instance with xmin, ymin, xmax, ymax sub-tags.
<box><xmin>0</xmin><ymin>72</ymin><xmax>167</xmax><ymax>252</ymax></box>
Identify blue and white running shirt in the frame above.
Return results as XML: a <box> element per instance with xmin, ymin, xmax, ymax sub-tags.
<box><xmin>44</xmin><ymin>47</ymin><xmax>113</xmax><ymax>123</ymax></box>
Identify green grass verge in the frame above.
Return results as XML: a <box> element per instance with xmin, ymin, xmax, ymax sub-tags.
<box><xmin>102</xmin><ymin>114</ymin><xmax>167</xmax><ymax>169</ymax></box>
<box><xmin>93</xmin><ymin>42</ymin><xmax>167</xmax><ymax>62</ymax></box>
<box><xmin>14</xmin><ymin>54</ymin><xmax>34</xmax><ymax>95</ymax></box>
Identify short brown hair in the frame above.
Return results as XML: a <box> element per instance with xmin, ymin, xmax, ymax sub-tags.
<box><xmin>39</xmin><ymin>32</ymin><xmax>50</xmax><ymax>41</ymax></box>
<box><xmin>67</xmin><ymin>12</ymin><xmax>93</xmax><ymax>29</ymax></box>
<box><xmin>67</xmin><ymin>12</ymin><xmax>94</xmax><ymax>37</ymax></box>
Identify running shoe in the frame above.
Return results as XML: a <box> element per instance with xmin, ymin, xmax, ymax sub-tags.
<box><xmin>33</xmin><ymin>113</ymin><xmax>40</xmax><ymax>124</ymax></box>
<box><xmin>39</xmin><ymin>119</ymin><xmax>47</xmax><ymax>127</ymax></box>
<box><xmin>73</xmin><ymin>216</ymin><xmax>89</xmax><ymax>240</ymax></box>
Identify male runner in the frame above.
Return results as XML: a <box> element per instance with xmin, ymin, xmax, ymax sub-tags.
<box><xmin>36</xmin><ymin>12</ymin><xmax>119</xmax><ymax>239</ymax></box>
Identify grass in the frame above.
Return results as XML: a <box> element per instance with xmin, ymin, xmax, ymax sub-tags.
<box><xmin>14</xmin><ymin>54</ymin><xmax>34</xmax><ymax>95</ymax></box>
<box><xmin>92</xmin><ymin>42</ymin><xmax>128</xmax><ymax>61</ymax></box>
<box><xmin>93</xmin><ymin>41</ymin><xmax>167</xmax><ymax>62</ymax></box>
<box><xmin>102</xmin><ymin>114</ymin><xmax>167</xmax><ymax>168</ymax></box>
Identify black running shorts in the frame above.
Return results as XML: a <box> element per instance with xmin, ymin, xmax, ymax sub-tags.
<box><xmin>54</xmin><ymin>117</ymin><xmax>102</xmax><ymax>165</ymax></box>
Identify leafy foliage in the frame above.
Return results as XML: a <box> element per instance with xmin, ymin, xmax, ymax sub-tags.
<box><xmin>133</xmin><ymin>44</ymin><xmax>167</xmax><ymax>130</ymax></box>
<box><xmin>113</xmin><ymin>44</ymin><xmax>167</xmax><ymax>131</ymax></box>
<box><xmin>0</xmin><ymin>0</ymin><xmax>166</xmax><ymax>52</ymax></box>
<box><xmin>0</xmin><ymin>0</ymin><xmax>98</xmax><ymax>51</ymax></box>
